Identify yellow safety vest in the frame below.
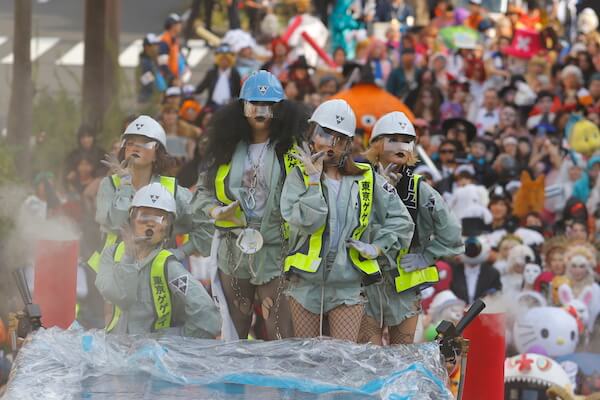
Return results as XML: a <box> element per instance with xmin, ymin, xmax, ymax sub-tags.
<box><xmin>106</xmin><ymin>242</ymin><xmax>174</xmax><ymax>332</ymax></box>
<box><xmin>87</xmin><ymin>174</ymin><xmax>178</xmax><ymax>273</ymax></box>
<box><xmin>394</xmin><ymin>174</ymin><xmax>440</xmax><ymax>293</ymax></box>
<box><xmin>213</xmin><ymin>146</ymin><xmax>300</xmax><ymax>238</ymax></box>
<box><xmin>284</xmin><ymin>163</ymin><xmax>381</xmax><ymax>284</ymax></box>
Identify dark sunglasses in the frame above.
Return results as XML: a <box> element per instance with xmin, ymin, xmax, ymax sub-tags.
<box><xmin>440</xmin><ymin>148</ymin><xmax>456</xmax><ymax>154</ymax></box>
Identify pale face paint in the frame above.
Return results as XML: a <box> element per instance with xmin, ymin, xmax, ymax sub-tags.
<box><xmin>523</xmin><ymin>264</ymin><xmax>542</xmax><ymax>286</ymax></box>
<box><xmin>568</xmin><ymin>255</ymin><xmax>592</xmax><ymax>282</ymax></box>
<box><xmin>380</xmin><ymin>134</ymin><xmax>415</xmax><ymax>166</ymax></box>
<box><xmin>243</xmin><ymin>101</ymin><xmax>274</xmax><ymax>119</ymax></box>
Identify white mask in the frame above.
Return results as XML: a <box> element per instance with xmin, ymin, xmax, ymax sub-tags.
<box><xmin>523</xmin><ymin>263</ymin><xmax>542</xmax><ymax>286</ymax></box>
<box><xmin>383</xmin><ymin>137</ymin><xmax>414</xmax><ymax>154</ymax></box>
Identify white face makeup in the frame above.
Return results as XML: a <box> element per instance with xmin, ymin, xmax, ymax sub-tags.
<box><xmin>243</xmin><ymin>101</ymin><xmax>274</xmax><ymax>119</ymax></box>
<box><xmin>568</xmin><ymin>254</ymin><xmax>592</xmax><ymax>282</ymax></box>
<box><xmin>380</xmin><ymin>134</ymin><xmax>415</xmax><ymax>166</ymax></box>
<box><xmin>383</xmin><ymin>137</ymin><xmax>414</xmax><ymax>154</ymax></box>
<box><xmin>523</xmin><ymin>264</ymin><xmax>542</xmax><ymax>286</ymax></box>
<box><xmin>447</xmin><ymin>304</ymin><xmax>464</xmax><ymax>323</ymax></box>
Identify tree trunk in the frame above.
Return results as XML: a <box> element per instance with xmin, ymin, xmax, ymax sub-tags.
<box><xmin>6</xmin><ymin>0</ymin><xmax>33</xmax><ymax>177</ymax></box>
<box><xmin>104</xmin><ymin>0</ymin><xmax>120</xmax><ymax>113</ymax></box>
<box><xmin>82</xmin><ymin>0</ymin><xmax>108</xmax><ymax>134</ymax></box>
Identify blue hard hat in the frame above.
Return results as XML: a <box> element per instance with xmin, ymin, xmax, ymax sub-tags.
<box><xmin>215</xmin><ymin>43</ymin><xmax>234</xmax><ymax>54</ymax></box>
<box><xmin>240</xmin><ymin>70</ymin><xmax>284</xmax><ymax>103</ymax></box>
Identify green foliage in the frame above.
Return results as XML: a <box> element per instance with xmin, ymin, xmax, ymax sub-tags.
<box><xmin>0</xmin><ymin>140</ymin><xmax>17</xmax><ymax>242</ymax></box>
<box><xmin>0</xmin><ymin>139</ymin><xmax>17</xmax><ymax>185</ymax></box>
<box><xmin>28</xmin><ymin>87</ymin><xmax>130</xmax><ymax>178</ymax></box>
<box><xmin>30</xmin><ymin>89</ymin><xmax>81</xmax><ymax>177</ymax></box>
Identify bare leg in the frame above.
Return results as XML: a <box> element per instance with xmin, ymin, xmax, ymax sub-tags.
<box><xmin>256</xmin><ymin>277</ymin><xmax>293</xmax><ymax>340</ymax></box>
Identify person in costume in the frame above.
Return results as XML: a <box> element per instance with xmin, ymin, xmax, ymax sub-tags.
<box><xmin>560</xmin><ymin>242</ymin><xmax>600</xmax><ymax>332</ymax></box>
<box><xmin>194</xmin><ymin>43</ymin><xmax>242</xmax><ymax>109</ymax></box>
<box><xmin>190</xmin><ymin>70</ymin><xmax>309</xmax><ymax>340</ymax></box>
<box><xmin>96</xmin><ymin>183</ymin><xmax>220</xmax><ymax>337</ymax></box>
<box><xmin>90</xmin><ymin>116</ymin><xmax>193</xmax><ymax>278</ymax></box>
<box><xmin>361</xmin><ymin>111</ymin><xmax>464</xmax><ymax>345</ymax></box>
<box><xmin>280</xmin><ymin>100</ymin><xmax>413</xmax><ymax>342</ymax></box>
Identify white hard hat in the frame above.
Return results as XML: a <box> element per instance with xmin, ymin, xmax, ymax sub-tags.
<box><xmin>308</xmin><ymin>99</ymin><xmax>356</xmax><ymax>138</ymax></box>
<box><xmin>165</xmin><ymin>86</ymin><xmax>182</xmax><ymax>97</ymax></box>
<box><xmin>370</xmin><ymin>111</ymin><xmax>416</xmax><ymax>143</ymax></box>
<box><xmin>130</xmin><ymin>183</ymin><xmax>177</xmax><ymax>216</ymax></box>
<box><xmin>429</xmin><ymin>290</ymin><xmax>464</xmax><ymax>317</ymax></box>
<box><xmin>123</xmin><ymin>115</ymin><xmax>167</xmax><ymax>149</ymax></box>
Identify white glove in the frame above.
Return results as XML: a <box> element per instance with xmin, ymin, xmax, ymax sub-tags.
<box><xmin>401</xmin><ymin>253</ymin><xmax>431</xmax><ymax>272</ymax></box>
<box><xmin>291</xmin><ymin>143</ymin><xmax>325</xmax><ymax>181</ymax></box>
<box><xmin>101</xmin><ymin>154</ymin><xmax>132</xmax><ymax>182</ymax></box>
<box><xmin>378</xmin><ymin>162</ymin><xmax>401</xmax><ymax>186</ymax></box>
<box><xmin>346</xmin><ymin>239</ymin><xmax>380</xmax><ymax>260</ymax></box>
<box><xmin>120</xmin><ymin>224</ymin><xmax>150</xmax><ymax>259</ymax></box>
<box><xmin>210</xmin><ymin>200</ymin><xmax>245</xmax><ymax>226</ymax></box>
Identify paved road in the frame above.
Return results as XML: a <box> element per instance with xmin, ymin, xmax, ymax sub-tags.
<box><xmin>0</xmin><ymin>0</ymin><xmax>213</xmax><ymax>133</ymax></box>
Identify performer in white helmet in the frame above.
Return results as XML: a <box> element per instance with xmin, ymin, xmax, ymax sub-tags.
<box><xmin>91</xmin><ymin>116</ymin><xmax>194</xmax><ymax>268</ymax></box>
<box><xmin>86</xmin><ymin>116</ymin><xmax>194</xmax><ymax>327</ymax></box>
<box><xmin>360</xmin><ymin>111</ymin><xmax>464</xmax><ymax>345</ymax></box>
<box><xmin>280</xmin><ymin>100</ymin><xmax>414</xmax><ymax>342</ymax></box>
<box><xmin>96</xmin><ymin>183</ymin><xmax>220</xmax><ymax>337</ymax></box>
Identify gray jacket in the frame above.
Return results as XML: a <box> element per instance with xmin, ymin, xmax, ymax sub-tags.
<box><xmin>95</xmin><ymin>244</ymin><xmax>221</xmax><ymax>338</ymax></box>
<box><xmin>280</xmin><ymin>167</ymin><xmax>414</xmax><ymax>314</ymax></box>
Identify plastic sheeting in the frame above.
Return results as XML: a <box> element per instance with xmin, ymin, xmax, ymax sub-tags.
<box><xmin>4</xmin><ymin>327</ymin><xmax>453</xmax><ymax>400</ymax></box>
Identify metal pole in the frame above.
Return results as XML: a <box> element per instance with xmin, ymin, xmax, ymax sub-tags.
<box><xmin>456</xmin><ymin>340</ymin><xmax>470</xmax><ymax>400</ymax></box>
<box><xmin>416</xmin><ymin>145</ymin><xmax>443</xmax><ymax>182</ymax></box>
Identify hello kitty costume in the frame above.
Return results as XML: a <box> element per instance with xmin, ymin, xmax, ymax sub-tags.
<box><xmin>563</xmin><ymin>244</ymin><xmax>600</xmax><ymax>332</ymax></box>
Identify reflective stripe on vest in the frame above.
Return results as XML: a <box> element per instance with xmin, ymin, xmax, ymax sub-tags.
<box><xmin>213</xmin><ymin>146</ymin><xmax>300</xmax><ymax>234</ymax></box>
<box><xmin>87</xmin><ymin>175</ymin><xmax>177</xmax><ymax>273</ymax></box>
<box><xmin>112</xmin><ymin>174</ymin><xmax>176</xmax><ymax>196</ymax></box>
<box><xmin>214</xmin><ymin>163</ymin><xmax>247</xmax><ymax>230</ymax></box>
<box><xmin>281</xmin><ymin>147</ymin><xmax>302</xmax><ymax>239</ymax></box>
<box><xmin>106</xmin><ymin>242</ymin><xmax>173</xmax><ymax>333</ymax></box>
<box><xmin>284</xmin><ymin>163</ymin><xmax>381</xmax><ymax>280</ymax></box>
<box><xmin>394</xmin><ymin>174</ymin><xmax>440</xmax><ymax>293</ymax></box>
<box><xmin>348</xmin><ymin>164</ymin><xmax>380</xmax><ymax>279</ymax></box>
